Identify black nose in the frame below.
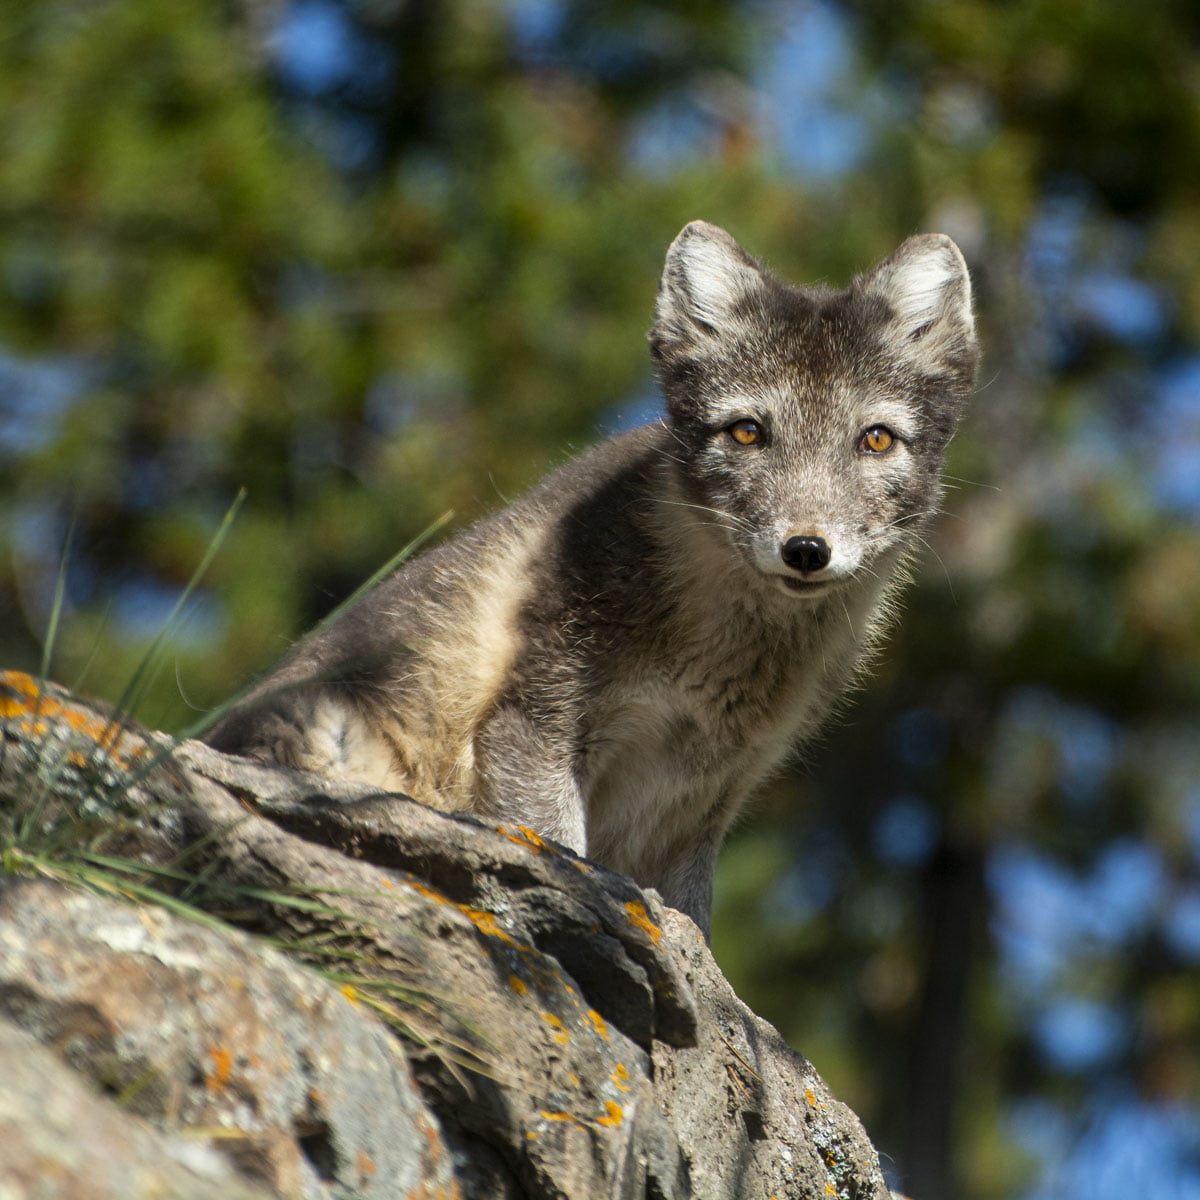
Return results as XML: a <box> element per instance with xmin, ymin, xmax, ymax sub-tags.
<box><xmin>782</xmin><ymin>535</ymin><xmax>831</xmax><ymax>574</ymax></box>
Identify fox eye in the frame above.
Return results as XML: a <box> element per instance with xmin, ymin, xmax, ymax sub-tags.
<box><xmin>728</xmin><ymin>419</ymin><xmax>762</xmax><ymax>446</ymax></box>
<box><xmin>858</xmin><ymin>425</ymin><xmax>895</xmax><ymax>454</ymax></box>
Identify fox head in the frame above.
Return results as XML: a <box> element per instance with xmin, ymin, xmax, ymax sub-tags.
<box><xmin>648</xmin><ymin>221</ymin><xmax>978</xmax><ymax>600</ymax></box>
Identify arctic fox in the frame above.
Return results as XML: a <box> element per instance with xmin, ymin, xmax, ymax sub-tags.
<box><xmin>207</xmin><ymin>221</ymin><xmax>978</xmax><ymax>935</ymax></box>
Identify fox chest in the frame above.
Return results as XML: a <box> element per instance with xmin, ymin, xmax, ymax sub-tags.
<box><xmin>579</xmin><ymin>656</ymin><xmax>827</xmax><ymax>864</ymax></box>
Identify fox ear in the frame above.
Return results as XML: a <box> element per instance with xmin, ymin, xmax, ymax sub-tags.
<box><xmin>858</xmin><ymin>233</ymin><xmax>976</xmax><ymax>374</ymax></box>
<box><xmin>650</xmin><ymin>221</ymin><xmax>765</xmax><ymax>355</ymax></box>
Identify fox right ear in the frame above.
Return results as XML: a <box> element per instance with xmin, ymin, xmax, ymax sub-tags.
<box><xmin>650</xmin><ymin>221</ymin><xmax>765</xmax><ymax>356</ymax></box>
<box><xmin>857</xmin><ymin>233</ymin><xmax>977</xmax><ymax>377</ymax></box>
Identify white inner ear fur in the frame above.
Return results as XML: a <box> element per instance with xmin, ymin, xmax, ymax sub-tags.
<box><xmin>659</xmin><ymin>221</ymin><xmax>763</xmax><ymax>333</ymax></box>
<box><xmin>868</xmin><ymin>234</ymin><xmax>974</xmax><ymax>348</ymax></box>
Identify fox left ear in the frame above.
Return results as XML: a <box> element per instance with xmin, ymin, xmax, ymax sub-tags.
<box><xmin>650</xmin><ymin>221</ymin><xmax>765</xmax><ymax>358</ymax></box>
<box><xmin>858</xmin><ymin>233</ymin><xmax>977</xmax><ymax>376</ymax></box>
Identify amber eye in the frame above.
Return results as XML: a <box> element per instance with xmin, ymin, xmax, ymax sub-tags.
<box><xmin>858</xmin><ymin>425</ymin><xmax>895</xmax><ymax>454</ymax></box>
<box><xmin>729</xmin><ymin>419</ymin><xmax>762</xmax><ymax>446</ymax></box>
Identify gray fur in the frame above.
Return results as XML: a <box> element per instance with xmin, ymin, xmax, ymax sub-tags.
<box><xmin>207</xmin><ymin>221</ymin><xmax>978</xmax><ymax>936</ymax></box>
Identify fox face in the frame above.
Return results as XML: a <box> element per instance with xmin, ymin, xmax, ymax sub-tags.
<box><xmin>649</xmin><ymin>222</ymin><xmax>978</xmax><ymax>601</ymax></box>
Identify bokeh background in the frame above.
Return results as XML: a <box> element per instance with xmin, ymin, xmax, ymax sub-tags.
<box><xmin>2</xmin><ymin>2</ymin><xmax>1199</xmax><ymax>1196</ymax></box>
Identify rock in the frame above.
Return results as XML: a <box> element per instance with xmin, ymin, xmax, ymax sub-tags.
<box><xmin>652</xmin><ymin>908</ymin><xmax>892</xmax><ymax>1199</ymax></box>
<box><xmin>0</xmin><ymin>669</ymin><xmax>894</xmax><ymax>1198</ymax></box>
<box><xmin>0</xmin><ymin>878</ymin><xmax>456</xmax><ymax>1199</ymax></box>
<box><xmin>0</xmin><ymin>1019</ymin><xmax>274</xmax><ymax>1200</ymax></box>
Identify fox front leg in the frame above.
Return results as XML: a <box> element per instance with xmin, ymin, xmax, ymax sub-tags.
<box><xmin>474</xmin><ymin>705</ymin><xmax>588</xmax><ymax>854</ymax></box>
<box><xmin>653</xmin><ymin>835</ymin><xmax>722</xmax><ymax>940</ymax></box>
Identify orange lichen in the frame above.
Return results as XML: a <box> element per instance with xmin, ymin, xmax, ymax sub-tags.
<box><xmin>596</xmin><ymin>1100</ymin><xmax>624</xmax><ymax>1128</ymax></box>
<box><xmin>406</xmin><ymin>1181</ymin><xmax>463</xmax><ymax>1200</ymax></box>
<box><xmin>611</xmin><ymin>1063</ymin><xmax>631</xmax><ymax>1093</ymax></box>
<box><xmin>206</xmin><ymin>1046</ymin><xmax>233</xmax><ymax>1092</ymax></box>
<box><xmin>462</xmin><ymin>907</ymin><xmax>516</xmax><ymax>944</ymax></box>
<box><xmin>536</xmin><ymin>1098</ymin><xmax>625</xmax><ymax>1133</ymax></box>
<box><xmin>407</xmin><ymin>880</ymin><xmax>443</xmax><ymax>903</ymax></box>
<box><xmin>537</xmin><ymin>1110</ymin><xmax>587</xmax><ymax>1132</ymax></box>
<box><xmin>805</xmin><ymin>1088</ymin><xmax>818</xmax><ymax>1107</ymax></box>
<box><xmin>356</xmin><ymin>1149</ymin><xmax>377</xmax><ymax>1178</ymax></box>
<box><xmin>405</xmin><ymin>1116</ymin><xmax>464</xmax><ymax>1200</ymax></box>
<box><xmin>405</xmin><ymin>879</ymin><xmax>517</xmax><ymax>946</ymax></box>
<box><xmin>0</xmin><ymin>670</ymin><xmax>150</xmax><ymax>769</ymax></box>
<box><xmin>404</xmin><ymin>1116</ymin><xmax>465</xmax><ymax>1200</ymax></box>
<box><xmin>586</xmin><ymin>1009</ymin><xmax>609</xmax><ymax>1040</ymax></box>
<box><xmin>515</xmin><ymin>825</ymin><xmax>548</xmax><ymax>850</ymax></box>
<box><xmin>0</xmin><ymin>669</ymin><xmax>39</xmax><ymax>711</ymax></box>
<box><xmin>624</xmin><ymin>901</ymin><xmax>662</xmax><ymax>945</ymax></box>
<box><xmin>540</xmin><ymin>1013</ymin><xmax>570</xmax><ymax>1044</ymax></box>
<box><xmin>494</xmin><ymin>820</ymin><xmax>591</xmax><ymax>867</ymax></box>
<box><xmin>508</xmin><ymin>975</ymin><xmax>528</xmax><ymax>995</ymax></box>
<box><xmin>417</xmin><ymin>1111</ymin><xmax>442</xmax><ymax>1163</ymax></box>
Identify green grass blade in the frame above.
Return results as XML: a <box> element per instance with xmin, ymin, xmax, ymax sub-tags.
<box><xmin>39</xmin><ymin>519</ymin><xmax>74</xmax><ymax>685</ymax></box>
<box><xmin>309</xmin><ymin>508</ymin><xmax>454</xmax><ymax>638</ymax></box>
<box><xmin>68</xmin><ymin>595</ymin><xmax>114</xmax><ymax>697</ymax></box>
<box><xmin>109</xmin><ymin>489</ymin><xmax>247</xmax><ymax>724</ymax></box>
<box><xmin>79</xmin><ymin>490</ymin><xmax>246</xmax><ymax>783</ymax></box>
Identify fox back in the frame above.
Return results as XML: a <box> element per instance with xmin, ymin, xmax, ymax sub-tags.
<box><xmin>207</xmin><ymin>221</ymin><xmax>978</xmax><ymax>935</ymax></box>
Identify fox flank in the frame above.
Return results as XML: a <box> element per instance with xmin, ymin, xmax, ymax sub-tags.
<box><xmin>207</xmin><ymin>222</ymin><xmax>979</xmax><ymax>936</ymax></box>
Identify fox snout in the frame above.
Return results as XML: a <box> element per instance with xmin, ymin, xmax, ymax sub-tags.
<box><xmin>781</xmin><ymin>534</ymin><xmax>831</xmax><ymax>574</ymax></box>
<box><xmin>747</xmin><ymin>527</ymin><xmax>854</xmax><ymax>591</ymax></box>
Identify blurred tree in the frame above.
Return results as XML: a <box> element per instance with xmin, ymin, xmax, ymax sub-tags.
<box><xmin>710</xmin><ymin>4</ymin><xmax>1200</xmax><ymax>1199</ymax></box>
<box><xmin>0</xmin><ymin>0</ymin><xmax>780</xmax><ymax>727</ymax></box>
<box><xmin>1</xmin><ymin>2</ymin><xmax>1198</xmax><ymax>1198</ymax></box>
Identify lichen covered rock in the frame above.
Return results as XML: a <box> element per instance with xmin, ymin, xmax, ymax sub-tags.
<box><xmin>0</xmin><ymin>669</ymin><xmax>893</xmax><ymax>1199</ymax></box>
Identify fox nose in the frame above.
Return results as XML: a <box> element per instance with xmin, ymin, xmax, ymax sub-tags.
<box><xmin>781</xmin><ymin>535</ymin><xmax>831</xmax><ymax>574</ymax></box>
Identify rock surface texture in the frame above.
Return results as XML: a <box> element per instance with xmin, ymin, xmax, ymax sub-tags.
<box><xmin>0</xmin><ymin>670</ymin><xmax>894</xmax><ymax>1199</ymax></box>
